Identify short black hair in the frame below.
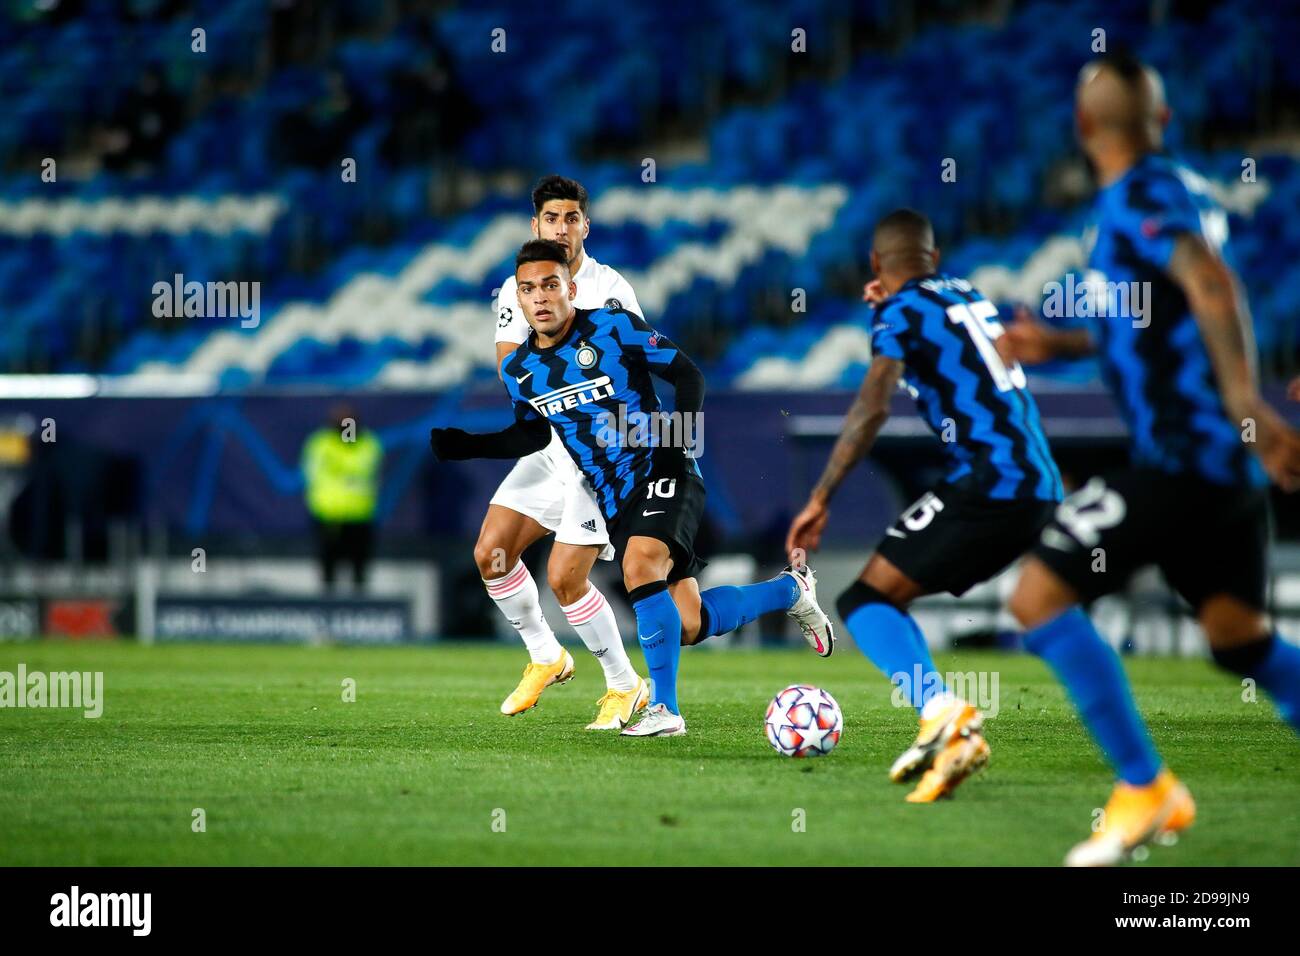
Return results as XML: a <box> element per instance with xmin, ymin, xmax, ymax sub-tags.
<box><xmin>1099</xmin><ymin>46</ymin><xmax>1147</xmax><ymax>84</ymax></box>
<box><xmin>531</xmin><ymin>174</ymin><xmax>588</xmax><ymax>216</ymax></box>
<box><xmin>515</xmin><ymin>238</ymin><xmax>571</xmax><ymax>275</ymax></box>
<box><xmin>873</xmin><ymin>208</ymin><xmax>934</xmax><ymax>250</ymax></box>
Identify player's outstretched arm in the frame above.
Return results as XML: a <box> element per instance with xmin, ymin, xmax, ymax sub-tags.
<box><xmin>1168</xmin><ymin>232</ymin><xmax>1300</xmax><ymax>490</ymax></box>
<box><xmin>996</xmin><ymin>304</ymin><xmax>1095</xmax><ymax>366</ymax></box>
<box><xmin>650</xmin><ymin>350</ymin><xmax>705</xmax><ymax>415</ymax></box>
<box><xmin>429</xmin><ymin>416</ymin><xmax>550</xmax><ymax>461</ymax></box>
<box><xmin>785</xmin><ymin>355</ymin><xmax>903</xmax><ymax>555</ymax></box>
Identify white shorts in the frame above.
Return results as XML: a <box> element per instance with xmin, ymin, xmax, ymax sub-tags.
<box><xmin>489</xmin><ymin>431</ymin><xmax>615</xmax><ymax>560</ymax></box>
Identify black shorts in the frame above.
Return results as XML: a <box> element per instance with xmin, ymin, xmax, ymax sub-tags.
<box><xmin>607</xmin><ymin>446</ymin><xmax>708</xmax><ymax>583</ymax></box>
<box><xmin>876</xmin><ymin>481</ymin><xmax>1057</xmax><ymax>596</ymax></box>
<box><xmin>1031</xmin><ymin>469</ymin><xmax>1270</xmax><ymax>611</ymax></box>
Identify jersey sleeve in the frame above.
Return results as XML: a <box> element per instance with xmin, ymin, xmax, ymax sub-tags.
<box><xmin>1123</xmin><ymin>171</ymin><xmax>1217</xmax><ymax>270</ymax></box>
<box><xmin>602</xmin><ymin>270</ymin><xmax>644</xmax><ymax>319</ymax></box>
<box><xmin>608</xmin><ymin>309</ymin><xmax>680</xmax><ymax>370</ymax></box>
<box><xmin>493</xmin><ymin>277</ymin><xmax>531</xmax><ymax>346</ymax></box>
<box><xmin>869</xmin><ymin>300</ymin><xmax>910</xmax><ymax>361</ymax></box>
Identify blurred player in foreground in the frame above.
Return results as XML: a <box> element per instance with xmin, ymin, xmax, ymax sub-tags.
<box><xmin>477</xmin><ymin>175</ymin><xmax>648</xmax><ymax>730</ymax></box>
<box><xmin>433</xmin><ymin>239</ymin><xmax>835</xmax><ymax>737</ymax></box>
<box><xmin>788</xmin><ymin>209</ymin><xmax>1063</xmax><ymax>801</ymax></box>
<box><xmin>999</xmin><ymin>55</ymin><xmax>1300</xmax><ymax>865</ymax></box>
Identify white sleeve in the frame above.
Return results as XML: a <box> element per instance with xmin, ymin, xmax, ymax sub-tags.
<box><xmin>605</xmin><ymin>270</ymin><xmax>644</xmax><ymax>319</ymax></box>
<box><xmin>493</xmin><ymin>277</ymin><xmax>531</xmax><ymax>346</ymax></box>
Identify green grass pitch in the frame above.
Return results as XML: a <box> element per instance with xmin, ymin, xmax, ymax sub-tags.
<box><xmin>1</xmin><ymin>639</ymin><xmax>1297</xmax><ymax>866</ymax></box>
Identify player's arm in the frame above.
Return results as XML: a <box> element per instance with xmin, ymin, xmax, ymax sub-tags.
<box><xmin>1167</xmin><ymin>233</ymin><xmax>1300</xmax><ymax>489</ymax></box>
<box><xmin>649</xmin><ymin>350</ymin><xmax>704</xmax><ymax>414</ymax></box>
<box><xmin>613</xmin><ymin>309</ymin><xmax>701</xmax><ymax>412</ymax></box>
<box><xmin>495</xmin><ymin>342</ymin><xmax>519</xmax><ymax>378</ymax></box>
<box><xmin>785</xmin><ymin>355</ymin><xmax>903</xmax><ymax>555</ymax></box>
<box><xmin>996</xmin><ymin>304</ymin><xmax>1095</xmax><ymax>366</ymax></box>
<box><xmin>611</xmin><ymin>309</ymin><xmax>705</xmax><ymax>442</ymax></box>
<box><xmin>429</xmin><ymin>408</ymin><xmax>550</xmax><ymax>461</ymax></box>
<box><xmin>493</xmin><ymin>280</ymin><xmax>528</xmax><ymax>380</ymax></box>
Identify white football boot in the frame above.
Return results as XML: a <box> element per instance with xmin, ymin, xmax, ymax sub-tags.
<box><xmin>781</xmin><ymin>564</ymin><xmax>835</xmax><ymax>657</ymax></box>
<box><xmin>620</xmin><ymin>702</ymin><xmax>687</xmax><ymax>737</ymax></box>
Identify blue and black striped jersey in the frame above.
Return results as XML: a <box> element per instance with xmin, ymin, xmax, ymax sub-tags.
<box><xmin>502</xmin><ymin>307</ymin><xmax>702</xmax><ymax>520</ymax></box>
<box><xmin>871</xmin><ymin>273</ymin><xmax>1063</xmax><ymax>502</ymax></box>
<box><xmin>1086</xmin><ymin>153</ymin><xmax>1265</xmax><ymax>487</ymax></box>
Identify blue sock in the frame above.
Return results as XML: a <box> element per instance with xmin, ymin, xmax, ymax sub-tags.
<box><xmin>837</xmin><ymin>583</ymin><xmax>945</xmax><ymax>712</ymax></box>
<box><xmin>697</xmin><ymin>574</ymin><xmax>799</xmax><ymax>638</ymax></box>
<box><xmin>1025</xmin><ymin>607</ymin><xmax>1162</xmax><ymax>785</ymax></box>
<box><xmin>1213</xmin><ymin>634</ymin><xmax>1300</xmax><ymax>734</ymax></box>
<box><xmin>631</xmin><ymin>582</ymin><xmax>683</xmax><ymax>714</ymax></box>
<box><xmin>905</xmin><ymin>617</ymin><xmax>941</xmax><ymax>687</ymax></box>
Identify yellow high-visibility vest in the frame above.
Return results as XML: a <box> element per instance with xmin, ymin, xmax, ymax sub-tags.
<box><xmin>301</xmin><ymin>427</ymin><xmax>383</xmax><ymax>523</ymax></box>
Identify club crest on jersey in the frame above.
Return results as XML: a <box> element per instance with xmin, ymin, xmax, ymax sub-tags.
<box><xmin>575</xmin><ymin>340</ymin><xmax>598</xmax><ymax>369</ymax></box>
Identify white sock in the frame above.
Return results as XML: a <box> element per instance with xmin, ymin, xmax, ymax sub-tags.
<box><xmin>561</xmin><ymin>584</ymin><xmax>637</xmax><ymax>691</ymax></box>
<box><xmin>484</xmin><ymin>561</ymin><xmax>563</xmax><ymax>665</ymax></box>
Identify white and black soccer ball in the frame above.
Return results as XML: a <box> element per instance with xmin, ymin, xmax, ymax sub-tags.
<box><xmin>764</xmin><ymin>684</ymin><xmax>843</xmax><ymax>758</ymax></box>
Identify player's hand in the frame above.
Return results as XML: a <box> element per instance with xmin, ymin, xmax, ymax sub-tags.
<box><xmin>1253</xmin><ymin>407</ymin><xmax>1300</xmax><ymax>492</ymax></box>
<box><xmin>429</xmin><ymin>427</ymin><xmax>469</xmax><ymax>461</ymax></box>
<box><xmin>1287</xmin><ymin>377</ymin><xmax>1300</xmax><ymax>403</ymax></box>
<box><xmin>862</xmin><ymin>279</ymin><xmax>888</xmax><ymax>306</ymax></box>
<box><xmin>786</xmin><ymin>496</ymin><xmax>830</xmax><ymax>556</ymax></box>
<box><xmin>996</xmin><ymin>305</ymin><xmax>1056</xmax><ymax>366</ymax></box>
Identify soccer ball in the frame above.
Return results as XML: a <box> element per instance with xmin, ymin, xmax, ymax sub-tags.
<box><xmin>764</xmin><ymin>684</ymin><xmax>843</xmax><ymax>757</ymax></box>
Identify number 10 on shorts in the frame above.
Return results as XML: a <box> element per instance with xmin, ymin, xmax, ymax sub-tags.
<box><xmin>647</xmin><ymin>478</ymin><xmax>677</xmax><ymax>499</ymax></box>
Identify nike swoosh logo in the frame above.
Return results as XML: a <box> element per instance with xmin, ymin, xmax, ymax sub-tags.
<box><xmin>643</xmin><ymin>510</ymin><xmax>665</xmax><ymax>516</ymax></box>
<box><xmin>886</xmin><ymin>528</ymin><xmax>906</xmax><ymax>538</ymax></box>
<box><xmin>514</xmin><ymin>372</ymin><xmax>532</xmax><ymax>383</ymax></box>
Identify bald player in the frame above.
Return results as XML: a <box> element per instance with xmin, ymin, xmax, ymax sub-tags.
<box><xmin>788</xmin><ymin>208</ymin><xmax>1063</xmax><ymax>802</ymax></box>
<box><xmin>999</xmin><ymin>53</ymin><xmax>1300</xmax><ymax>866</ymax></box>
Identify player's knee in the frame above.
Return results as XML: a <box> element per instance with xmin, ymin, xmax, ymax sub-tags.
<box><xmin>1006</xmin><ymin>583</ymin><xmax>1038</xmax><ymax>629</ymax></box>
<box><xmin>546</xmin><ymin>565</ymin><xmax>587</xmax><ymax>606</ymax></box>
<box><xmin>835</xmin><ymin>580</ymin><xmax>895</xmax><ymax>621</ymax></box>
<box><xmin>1007</xmin><ymin>561</ymin><xmax>1074</xmax><ymax>629</ymax></box>
<box><xmin>622</xmin><ymin>560</ymin><xmax>662</xmax><ymax>592</ymax></box>
<box><xmin>621</xmin><ymin>543</ymin><xmax>670</xmax><ymax>592</ymax></box>
<box><xmin>473</xmin><ymin>536</ymin><xmax>515</xmax><ymax>579</ymax></box>
<box><xmin>1198</xmin><ymin>595</ymin><xmax>1269</xmax><ymax>649</ymax></box>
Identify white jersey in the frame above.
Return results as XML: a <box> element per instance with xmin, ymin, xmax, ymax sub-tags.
<box><xmin>494</xmin><ymin>252</ymin><xmax>642</xmax><ymax>345</ymax></box>
<box><xmin>488</xmin><ymin>250</ymin><xmax>638</xmax><ymax>559</ymax></box>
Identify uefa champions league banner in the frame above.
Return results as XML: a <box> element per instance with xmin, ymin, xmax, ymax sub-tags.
<box><xmin>153</xmin><ymin>595</ymin><xmax>411</xmax><ymax>644</ymax></box>
<box><xmin>0</xmin><ymin>384</ymin><xmax>1221</xmax><ymax>543</ymax></box>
